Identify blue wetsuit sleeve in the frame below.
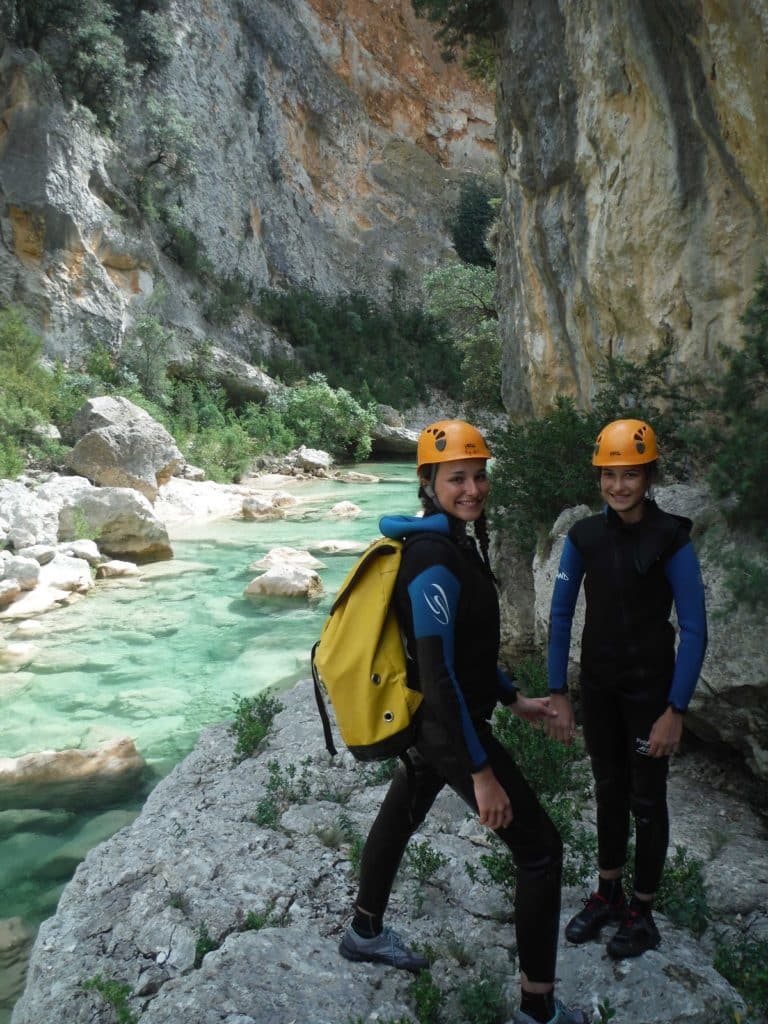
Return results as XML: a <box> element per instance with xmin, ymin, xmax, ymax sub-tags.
<box><xmin>547</xmin><ymin>537</ymin><xmax>585</xmax><ymax>690</ymax></box>
<box><xmin>665</xmin><ymin>542</ymin><xmax>708</xmax><ymax>710</ymax></box>
<box><xmin>407</xmin><ymin>563</ymin><xmax>490</xmax><ymax>773</ymax></box>
<box><xmin>496</xmin><ymin>667</ymin><xmax>519</xmax><ymax>705</ymax></box>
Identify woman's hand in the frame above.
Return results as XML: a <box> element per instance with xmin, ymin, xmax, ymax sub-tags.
<box><xmin>512</xmin><ymin>694</ymin><xmax>558</xmax><ymax>724</ymax></box>
<box><xmin>472</xmin><ymin>765</ymin><xmax>513</xmax><ymax>830</ymax></box>
<box><xmin>544</xmin><ymin>693</ymin><xmax>577</xmax><ymax>744</ymax></box>
<box><xmin>647</xmin><ymin>706</ymin><xmax>684</xmax><ymax>757</ymax></box>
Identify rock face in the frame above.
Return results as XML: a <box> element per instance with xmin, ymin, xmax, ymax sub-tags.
<box><xmin>0</xmin><ymin>1</ymin><xmax>494</xmax><ymax>365</ymax></box>
<box><xmin>531</xmin><ymin>485</ymin><xmax>768</xmax><ymax>781</ymax></box>
<box><xmin>496</xmin><ymin>1</ymin><xmax>768</xmax><ymax>415</ymax></box>
<box><xmin>11</xmin><ymin>680</ymin><xmax>758</xmax><ymax>1024</ymax></box>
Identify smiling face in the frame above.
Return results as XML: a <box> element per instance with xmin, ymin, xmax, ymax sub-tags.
<box><xmin>599</xmin><ymin>465</ymin><xmax>649</xmax><ymax>523</ymax></box>
<box><xmin>429</xmin><ymin>458</ymin><xmax>490</xmax><ymax>522</ymax></box>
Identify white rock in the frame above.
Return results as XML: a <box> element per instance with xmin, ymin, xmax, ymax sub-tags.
<box><xmin>0</xmin><ymin>642</ymin><xmax>36</xmax><ymax>667</ymax></box>
<box><xmin>242</xmin><ymin>495</ymin><xmax>285</xmax><ymax>521</ymax></box>
<box><xmin>243</xmin><ymin>565</ymin><xmax>323</xmax><ymax>599</ymax></box>
<box><xmin>96</xmin><ymin>560</ymin><xmax>141</xmax><ymax>578</ymax></box>
<box><xmin>15</xmin><ymin>544</ymin><xmax>57</xmax><ymax>565</ymax></box>
<box><xmin>57</xmin><ymin>539</ymin><xmax>104</xmax><ymax>565</ymax></box>
<box><xmin>9</xmin><ymin>620</ymin><xmax>45</xmax><ymax>639</ymax></box>
<box><xmin>294</xmin><ymin>445</ymin><xmax>333</xmax><ymax>471</ymax></box>
<box><xmin>328</xmin><ymin>501</ymin><xmax>362</xmax><ymax>519</ymax></box>
<box><xmin>248</xmin><ymin>547</ymin><xmax>326</xmax><ymax>572</ymax></box>
<box><xmin>38</xmin><ymin>554</ymin><xmax>94</xmax><ymax>593</ymax></box>
<box><xmin>1</xmin><ymin>555</ymin><xmax>40</xmax><ymax>591</ymax></box>
<box><xmin>0</xmin><ymin>586</ymin><xmax>71</xmax><ymax>619</ymax></box>
<box><xmin>310</xmin><ymin>539</ymin><xmax>368</xmax><ymax>554</ymax></box>
<box><xmin>0</xmin><ymin>579</ymin><xmax>22</xmax><ymax>607</ymax></box>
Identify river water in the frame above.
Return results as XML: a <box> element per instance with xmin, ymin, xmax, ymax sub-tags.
<box><xmin>0</xmin><ymin>463</ymin><xmax>415</xmax><ymax>1022</ymax></box>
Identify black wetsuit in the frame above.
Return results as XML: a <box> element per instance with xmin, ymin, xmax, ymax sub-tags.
<box><xmin>548</xmin><ymin>500</ymin><xmax>708</xmax><ymax>893</ymax></box>
<box><xmin>354</xmin><ymin>512</ymin><xmax>563</xmax><ymax>985</ymax></box>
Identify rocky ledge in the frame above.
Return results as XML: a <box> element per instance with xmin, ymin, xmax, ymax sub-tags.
<box><xmin>13</xmin><ymin>680</ymin><xmax>766</xmax><ymax>1024</ymax></box>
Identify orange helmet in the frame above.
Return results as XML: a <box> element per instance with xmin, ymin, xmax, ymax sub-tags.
<box><xmin>417</xmin><ymin>419</ymin><xmax>491</xmax><ymax>470</ymax></box>
<box><xmin>592</xmin><ymin>419</ymin><xmax>658</xmax><ymax>466</ymax></box>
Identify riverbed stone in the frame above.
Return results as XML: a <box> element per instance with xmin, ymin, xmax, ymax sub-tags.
<box><xmin>327</xmin><ymin>500</ymin><xmax>362</xmax><ymax>519</ymax></box>
<box><xmin>248</xmin><ymin>547</ymin><xmax>326</xmax><ymax>572</ymax></box>
<box><xmin>243</xmin><ymin>565</ymin><xmax>323</xmax><ymax>599</ymax></box>
<box><xmin>0</xmin><ymin>737</ymin><xmax>146</xmax><ymax>811</ymax></box>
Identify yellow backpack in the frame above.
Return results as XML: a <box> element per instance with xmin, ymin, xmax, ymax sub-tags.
<box><xmin>311</xmin><ymin>537</ymin><xmax>424</xmax><ymax>761</ymax></box>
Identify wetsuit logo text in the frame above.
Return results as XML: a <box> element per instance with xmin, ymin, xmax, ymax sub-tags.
<box><xmin>424</xmin><ymin>584</ymin><xmax>451</xmax><ymax>626</ymax></box>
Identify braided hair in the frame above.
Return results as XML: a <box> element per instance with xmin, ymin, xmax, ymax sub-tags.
<box><xmin>418</xmin><ymin>482</ymin><xmax>495</xmax><ymax>580</ymax></box>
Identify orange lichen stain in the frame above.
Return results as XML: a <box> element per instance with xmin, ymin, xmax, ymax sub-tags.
<box><xmin>105</xmin><ymin>267</ymin><xmax>142</xmax><ymax>294</ymax></box>
<box><xmin>9</xmin><ymin>206</ymin><xmax>45</xmax><ymax>265</ymax></box>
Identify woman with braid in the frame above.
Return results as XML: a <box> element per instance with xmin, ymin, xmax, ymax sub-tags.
<box><xmin>338</xmin><ymin>419</ymin><xmax>586</xmax><ymax>1024</ymax></box>
<box><xmin>545</xmin><ymin>419</ymin><xmax>708</xmax><ymax>958</ymax></box>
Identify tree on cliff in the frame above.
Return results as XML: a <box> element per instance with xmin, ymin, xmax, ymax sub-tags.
<box><xmin>411</xmin><ymin>0</ymin><xmax>505</xmax><ymax>76</ymax></box>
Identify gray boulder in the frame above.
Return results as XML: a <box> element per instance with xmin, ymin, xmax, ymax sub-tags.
<box><xmin>67</xmin><ymin>402</ymin><xmax>184</xmax><ymax>502</ymax></box>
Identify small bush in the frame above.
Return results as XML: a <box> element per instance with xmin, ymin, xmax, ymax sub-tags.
<box><xmin>449</xmin><ymin>178</ymin><xmax>498</xmax><ymax>268</ymax></box>
<box><xmin>251</xmin><ymin>759</ymin><xmax>312</xmax><ymax>828</ymax></box>
<box><xmin>258</xmin><ymin>286</ymin><xmax>460</xmax><ymax>407</ymax></box>
<box><xmin>714</xmin><ymin>932</ymin><xmax>768</xmax><ymax>1018</ymax></box>
<box><xmin>457</xmin><ymin>971</ymin><xmax>507</xmax><ymax>1024</ymax></box>
<box><xmin>194</xmin><ymin>922</ymin><xmax>219</xmax><ymax>967</ymax></box>
<box><xmin>409</xmin><ymin>970</ymin><xmax>443</xmax><ymax>1024</ymax></box>
<box><xmin>702</xmin><ymin>262</ymin><xmax>768</xmax><ymax>530</ymax></box>
<box><xmin>81</xmin><ymin>974</ymin><xmax>138</xmax><ymax>1024</ymax></box>
<box><xmin>489</xmin><ymin>396</ymin><xmax>600</xmax><ymax>553</ymax></box>
<box><xmin>268</xmin><ymin>374</ymin><xmax>376</xmax><ymax>462</ymax></box>
<box><xmin>229</xmin><ymin>691</ymin><xmax>284</xmax><ymax>760</ymax></box>
<box><xmin>655</xmin><ymin>844</ymin><xmax>710</xmax><ymax>937</ymax></box>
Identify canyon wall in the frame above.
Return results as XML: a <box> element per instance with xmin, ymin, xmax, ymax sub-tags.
<box><xmin>496</xmin><ymin>0</ymin><xmax>768</xmax><ymax>415</ymax></box>
<box><xmin>0</xmin><ymin>0</ymin><xmax>495</xmax><ymax>364</ymax></box>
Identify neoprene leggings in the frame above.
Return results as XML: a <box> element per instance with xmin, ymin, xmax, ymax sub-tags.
<box><xmin>580</xmin><ymin>673</ymin><xmax>670</xmax><ymax>895</ymax></box>
<box><xmin>355</xmin><ymin>726</ymin><xmax>563</xmax><ymax>985</ymax></box>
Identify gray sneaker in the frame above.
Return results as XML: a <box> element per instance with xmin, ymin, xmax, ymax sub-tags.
<box><xmin>338</xmin><ymin>925</ymin><xmax>428</xmax><ymax>973</ymax></box>
<box><xmin>513</xmin><ymin>999</ymin><xmax>587</xmax><ymax>1024</ymax></box>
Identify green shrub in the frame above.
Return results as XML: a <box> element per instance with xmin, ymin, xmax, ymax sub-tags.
<box><xmin>490</xmin><ymin>344</ymin><xmax>703</xmax><ymax>554</ymax></box>
<box><xmin>489</xmin><ymin>397</ymin><xmax>600</xmax><ymax>553</ymax></box>
<box><xmin>81</xmin><ymin>974</ymin><xmax>138</xmax><ymax>1024</ymax></box>
<box><xmin>0</xmin><ymin>438</ymin><xmax>25</xmax><ymax>479</ymax></box>
<box><xmin>655</xmin><ymin>844</ymin><xmax>710</xmax><ymax>937</ymax></box>
<box><xmin>702</xmin><ymin>262</ymin><xmax>768</xmax><ymax>530</ymax></box>
<box><xmin>120</xmin><ymin>313</ymin><xmax>174</xmax><ymax>400</ymax></box>
<box><xmin>229</xmin><ymin>691</ymin><xmax>284</xmax><ymax>760</ymax></box>
<box><xmin>258</xmin><ymin>287</ymin><xmax>460</xmax><ymax>407</ymax></box>
<box><xmin>466</xmin><ymin>657</ymin><xmax>595</xmax><ymax>896</ymax></box>
<box><xmin>194</xmin><ymin>922</ymin><xmax>219</xmax><ymax>967</ymax></box>
<box><xmin>409</xmin><ymin>970</ymin><xmax>442</xmax><ymax>1024</ymax></box>
<box><xmin>411</xmin><ymin>0</ymin><xmax>506</xmax><ymax>68</ymax></box>
<box><xmin>457</xmin><ymin>971</ymin><xmax>507</xmax><ymax>1024</ymax></box>
<box><xmin>268</xmin><ymin>374</ymin><xmax>376</xmax><ymax>462</ymax></box>
<box><xmin>251</xmin><ymin>759</ymin><xmax>312</xmax><ymax>829</ymax></box>
<box><xmin>423</xmin><ymin>262</ymin><xmax>502</xmax><ymax>413</ymax></box>
<box><xmin>449</xmin><ymin>178</ymin><xmax>498</xmax><ymax>268</ymax></box>
<box><xmin>714</xmin><ymin>932</ymin><xmax>768</xmax><ymax>1018</ymax></box>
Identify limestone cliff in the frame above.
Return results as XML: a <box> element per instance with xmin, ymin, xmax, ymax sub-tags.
<box><xmin>0</xmin><ymin>0</ymin><xmax>494</xmax><ymax>363</ymax></box>
<box><xmin>496</xmin><ymin>0</ymin><xmax>768</xmax><ymax>415</ymax></box>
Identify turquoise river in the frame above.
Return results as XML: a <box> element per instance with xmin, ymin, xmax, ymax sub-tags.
<box><xmin>0</xmin><ymin>462</ymin><xmax>415</xmax><ymax>1022</ymax></box>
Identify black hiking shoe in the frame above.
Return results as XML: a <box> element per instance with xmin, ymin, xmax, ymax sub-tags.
<box><xmin>606</xmin><ymin>909</ymin><xmax>661</xmax><ymax>959</ymax></box>
<box><xmin>339</xmin><ymin>925</ymin><xmax>428</xmax><ymax>973</ymax></box>
<box><xmin>565</xmin><ymin>891</ymin><xmax>626</xmax><ymax>944</ymax></box>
